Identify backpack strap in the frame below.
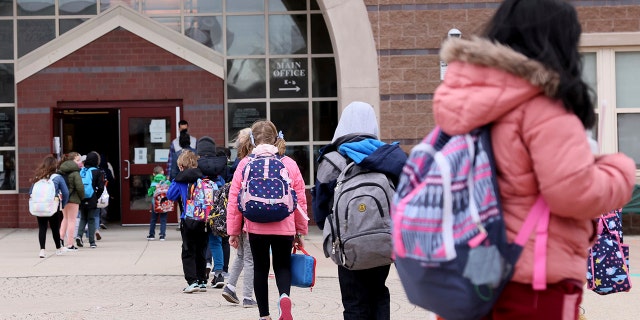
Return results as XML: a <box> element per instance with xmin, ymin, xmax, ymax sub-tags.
<box><xmin>513</xmin><ymin>195</ymin><xmax>550</xmax><ymax>290</ymax></box>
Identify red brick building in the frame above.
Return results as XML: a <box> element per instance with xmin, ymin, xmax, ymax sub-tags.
<box><xmin>1</xmin><ymin>1</ymin><xmax>639</xmax><ymax>230</ymax></box>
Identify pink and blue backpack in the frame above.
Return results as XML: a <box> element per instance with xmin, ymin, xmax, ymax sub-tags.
<box><xmin>392</xmin><ymin>126</ymin><xmax>550</xmax><ymax>320</ymax></box>
<box><xmin>238</xmin><ymin>153</ymin><xmax>297</xmax><ymax>223</ymax></box>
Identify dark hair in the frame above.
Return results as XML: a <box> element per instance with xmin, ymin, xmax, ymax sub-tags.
<box><xmin>481</xmin><ymin>0</ymin><xmax>595</xmax><ymax>129</ymax></box>
<box><xmin>178</xmin><ymin>120</ymin><xmax>189</xmax><ymax>126</ymax></box>
<box><xmin>179</xmin><ymin>129</ymin><xmax>191</xmax><ymax>148</ymax></box>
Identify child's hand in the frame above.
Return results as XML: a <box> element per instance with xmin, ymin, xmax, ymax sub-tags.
<box><xmin>294</xmin><ymin>235</ymin><xmax>304</xmax><ymax>248</ymax></box>
<box><xmin>229</xmin><ymin>235</ymin><xmax>239</xmax><ymax>249</ymax></box>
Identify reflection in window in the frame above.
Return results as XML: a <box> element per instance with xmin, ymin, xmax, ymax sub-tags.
<box><xmin>0</xmin><ymin>107</ymin><xmax>16</xmax><ymax>147</ymax></box>
<box><xmin>151</xmin><ymin>16</ymin><xmax>181</xmax><ymax>32</ymax></box>
<box><xmin>286</xmin><ymin>145</ymin><xmax>310</xmax><ymax>184</ymax></box>
<box><xmin>269</xmin><ymin>14</ymin><xmax>307</xmax><ymax>55</ymax></box>
<box><xmin>100</xmin><ymin>0</ymin><xmax>135</xmax><ymax>12</ymax></box>
<box><xmin>0</xmin><ymin>150</ymin><xmax>15</xmax><ymax>190</ymax></box>
<box><xmin>17</xmin><ymin>19</ymin><xmax>55</xmax><ymax>57</ymax></box>
<box><xmin>185</xmin><ymin>16</ymin><xmax>223</xmax><ymax>52</ymax></box>
<box><xmin>271</xmin><ymin>102</ymin><xmax>308</xmax><ymax>141</ymax></box>
<box><xmin>142</xmin><ymin>0</ymin><xmax>179</xmax><ymax>15</ymax></box>
<box><xmin>226</xmin><ymin>0</ymin><xmax>264</xmax><ymax>13</ymax></box>
<box><xmin>129</xmin><ymin>174</ymin><xmax>151</xmax><ymax>210</ymax></box>
<box><xmin>312</xmin><ymin>58</ymin><xmax>337</xmax><ymax>97</ymax></box>
<box><xmin>0</xmin><ymin>21</ymin><xmax>12</xmax><ymax>59</ymax></box>
<box><xmin>615</xmin><ymin>52</ymin><xmax>640</xmax><ymax>108</ymax></box>
<box><xmin>581</xmin><ymin>52</ymin><xmax>597</xmax><ymax>104</ymax></box>
<box><xmin>227</xmin><ymin>103</ymin><xmax>266</xmax><ymax>139</ymax></box>
<box><xmin>227</xmin><ymin>15</ymin><xmax>265</xmax><ymax>56</ymax></box>
<box><xmin>17</xmin><ymin>0</ymin><xmax>54</xmax><ymax>16</ymax></box>
<box><xmin>0</xmin><ymin>64</ymin><xmax>14</xmax><ymax>104</ymax></box>
<box><xmin>313</xmin><ymin>101</ymin><xmax>338</xmax><ymax>141</ymax></box>
<box><xmin>227</xmin><ymin>59</ymin><xmax>266</xmax><ymax>99</ymax></box>
<box><xmin>618</xmin><ymin>114</ymin><xmax>640</xmax><ymax>168</ymax></box>
<box><xmin>311</xmin><ymin>14</ymin><xmax>333</xmax><ymax>54</ymax></box>
<box><xmin>185</xmin><ymin>0</ymin><xmax>221</xmax><ymax>13</ymax></box>
<box><xmin>269</xmin><ymin>0</ymin><xmax>306</xmax><ymax>12</ymax></box>
<box><xmin>59</xmin><ymin>0</ymin><xmax>96</xmax><ymax>15</ymax></box>
<box><xmin>0</xmin><ymin>0</ymin><xmax>12</xmax><ymax>16</ymax></box>
<box><xmin>60</xmin><ymin>19</ymin><xmax>89</xmax><ymax>35</ymax></box>
<box><xmin>270</xmin><ymin>58</ymin><xmax>308</xmax><ymax>98</ymax></box>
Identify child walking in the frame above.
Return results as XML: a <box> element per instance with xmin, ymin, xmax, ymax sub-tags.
<box><xmin>58</xmin><ymin>152</ymin><xmax>85</xmax><ymax>251</ymax></box>
<box><xmin>221</xmin><ymin>128</ymin><xmax>257</xmax><ymax>307</ymax></box>
<box><xmin>227</xmin><ymin>121</ymin><xmax>308</xmax><ymax>320</ymax></box>
<box><xmin>30</xmin><ymin>154</ymin><xmax>69</xmax><ymax>258</ymax></box>
<box><xmin>147</xmin><ymin>165</ymin><xmax>170</xmax><ymax>241</ymax></box>
<box><xmin>166</xmin><ymin>150</ymin><xmax>209</xmax><ymax>293</ymax></box>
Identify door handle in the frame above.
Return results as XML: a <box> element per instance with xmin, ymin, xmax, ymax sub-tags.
<box><xmin>124</xmin><ymin>160</ymin><xmax>130</xmax><ymax>180</ymax></box>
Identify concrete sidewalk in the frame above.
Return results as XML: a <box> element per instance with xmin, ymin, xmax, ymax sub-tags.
<box><xmin>0</xmin><ymin>225</ymin><xmax>637</xmax><ymax>319</ymax></box>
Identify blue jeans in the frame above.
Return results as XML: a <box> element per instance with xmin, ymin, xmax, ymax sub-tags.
<box><xmin>208</xmin><ymin>232</ymin><xmax>223</xmax><ymax>272</ymax></box>
<box><xmin>77</xmin><ymin>206</ymin><xmax>98</xmax><ymax>245</ymax></box>
<box><xmin>148</xmin><ymin>210</ymin><xmax>167</xmax><ymax>237</ymax></box>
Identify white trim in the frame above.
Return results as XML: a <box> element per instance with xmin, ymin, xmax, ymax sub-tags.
<box><xmin>16</xmin><ymin>5</ymin><xmax>224</xmax><ymax>83</ymax></box>
<box><xmin>321</xmin><ymin>0</ymin><xmax>380</xmax><ymax>117</ymax></box>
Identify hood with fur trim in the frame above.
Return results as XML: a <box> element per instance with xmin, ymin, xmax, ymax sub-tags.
<box><xmin>434</xmin><ymin>37</ymin><xmax>560</xmax><ymax>135</ymax></box>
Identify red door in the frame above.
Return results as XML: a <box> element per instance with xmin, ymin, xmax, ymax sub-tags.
<box><xmin>120</xmin><ymin>107</ymin><xmax>177</xmax><ymax>225</ymax></box>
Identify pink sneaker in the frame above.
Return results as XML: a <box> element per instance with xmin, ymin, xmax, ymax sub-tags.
<box><xmin>278</xmin><ymin>293</ymin><xmax>293</xmax><ymax>320</ymax></box>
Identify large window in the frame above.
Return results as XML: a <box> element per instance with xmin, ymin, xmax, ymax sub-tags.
<box><xmin>581</xmin><ymin>34</ymin><xmax>640</xmax><ymax>172</ymax></box>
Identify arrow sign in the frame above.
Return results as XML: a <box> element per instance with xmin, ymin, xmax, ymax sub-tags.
<box><xmin>279</xmin><ymin>86</ymin><xmax>301</xmax><ymax>92</ymax></box>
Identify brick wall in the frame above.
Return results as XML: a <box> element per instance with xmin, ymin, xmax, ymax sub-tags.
<box><xmin>9</xmin><ymin>28</ymin><xmax>223</xmax><ymax>228</ymax></box>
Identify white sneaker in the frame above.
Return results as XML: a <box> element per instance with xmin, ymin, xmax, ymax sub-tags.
<box><xmin>39</xmin><ymin>249</ymin><xmax>45</xmax><ymax>258</ymax></box>
<box><xmin>56</xmin><ymin>249</ymin><xmax>64</xmax><ymax>255</ymax></box>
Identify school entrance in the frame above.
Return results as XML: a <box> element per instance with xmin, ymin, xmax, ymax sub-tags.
<box><xmin>55</xmin><ymin>101</ymin><xmax>180</xmax><ymax>225</ymax></box>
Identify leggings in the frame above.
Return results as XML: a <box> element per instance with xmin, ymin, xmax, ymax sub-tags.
<box><xmin>37</xmin><ymin>211</ymin><xmax>62</xmax><ymax>250</ymax></box>
<box><xmin>249</xmin><ymin>233</ymin><xmax>294</xmax><ymax>317</ymax></box>
<box><xmin>60</xmin><ymin>203</ymin><xmax>79</xmax><ymax>246</ymax></box>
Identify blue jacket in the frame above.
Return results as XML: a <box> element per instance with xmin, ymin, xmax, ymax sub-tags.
<box><xmin>311</xmin><ymin>136</ymin><xmax>407</xmax><ymax>229</ymax></box>
<box><xmin>29</xmin><ymin>174</ymin><xmax>70</xmax><ymax>209</ymax></box>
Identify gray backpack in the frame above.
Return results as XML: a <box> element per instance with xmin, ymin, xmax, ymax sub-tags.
<box><xmin>322</xmin><ymin>151</ymin><xmax>395</xmax><ymax>270</ymax></box>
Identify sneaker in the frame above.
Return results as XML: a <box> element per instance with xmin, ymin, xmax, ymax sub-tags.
<box><xmin>90</xmin><ymin>243</ymin><xmax>97</xmax><ymax>249</ymax></box>
<box><xmin>278</xmin><ymin>293</ymin><xmax>293</xmax><ymax>320</ymax></box>
<box><xmin>39</xmin><ymin>249</ymin><xmax>45</xmax><ymax>258</ymax></box>
<box><xmin>183</xmin><ymin>282</ymin><xmax>199</xmax><ymax>293</ymax></box>
<box><xmin>199</xmin><ymin>281</ymin><xmax>207</xmax><ymax>292</ymax></box>
<box><xmin>146</xmin><ymin>235</ymin><xmax>155</xmax><ymax>241</ymax></box>
<box><xmin>213</xmin><ymin>273</ymin><xmax>225</xmax><ymax>288</ymax></box>
<box><xmin>67</xmin><ymin>246</ymin><xmax>78</xmax><ymax>251</ymax></box>
<box><xmin>56</xmin><ymin>248</ymin><xmax>64</xmax><ymax>255</ymax></box>
<box><xmin>75</xmin><ymin>237</ymin><xmax>83</xmax><ymax>247</ymax></box>
<box><xmin>221</xmin><ymin>285</ymin><xmax>239</xmax><ymax>304</ymax></box>
<box><xmin>95</xmin><ymin>232</ymin><xmax>102</xmax><ymax>241</ymax></box>
<box><xmin>159</xmin><ymin>236</ymin><xmax>165</xmax><ymax>241</ymax></box>
<box><xmin>242</xmin><ymin>298</ymin><xmax>258</xmax><ymax>308</ymax></box>
<box><xmin>100</xmin><ymin>223</ymin><xmax>107</xmax><ymax>230</ymax></box>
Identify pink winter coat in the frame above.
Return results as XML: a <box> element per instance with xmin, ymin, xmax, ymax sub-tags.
<box><xmin>226</xmin><ymin>144</ymin><xmax>308</xmax><ymax>237</ymax></box>
<box><xmin>434</xmin><ymin>37</ymin><xmax>636</xmax><ymax>285</ymax></box>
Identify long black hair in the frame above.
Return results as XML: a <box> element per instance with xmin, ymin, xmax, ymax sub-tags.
<box><xmin>482</xmin><ymin>0</ymin><xmax>595</xmax><ymax>129</ymax></box>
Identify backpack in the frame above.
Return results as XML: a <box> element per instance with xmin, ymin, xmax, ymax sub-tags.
<box><xmin>587</xmin><ymin>208</ymin><xmax>631</xmax><ymax>295</ymax></box>
<box><xmin>153</xmin><ymin>180</ymin><xmax>174</xmax><ymax>213</ymax></box>
<box><xmin>185</xmin><ymin>177</ymin><xmax>218</xmax><ymax>225</ymax></box>
<box><xmin>29</xmin><ymin>174</ymin><xmax>61</xmax><ymax>217</ymax></box>
<box><xmin>238</xmin><ymin>153</ymin><xmax>297</xmax><ymax>223</ymax></box>
<box><xmin>208</xmin><ymin>182</ymin><xmax>231</xmax><ymax>236</ymax></box>
<box><xmin>391</xmin><ymin>126</ymin><xmax>550</xmax><ymax>320</ymax></box>
<box><xmin>79</xmin><ymin>167</ymin><xmax>96</xmax><ymax>199</ymax></box>
<box><xmin>321</xmin><ymin>151</ymin><xmax>395</xmax><ymax>270</ymax></box>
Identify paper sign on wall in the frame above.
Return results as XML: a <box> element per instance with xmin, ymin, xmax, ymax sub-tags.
<box><xmin>134</xmin><ymin>148</ymin><xmax>147</xmax><ymax>164</ymax></box>
<box><xmin>149</xmin><ymin>119</ymin><xmax>166</xmax><ymax>143</ymax></box>
<box><xmin>155</xmin><ymin>149</ymin><xmax>169</xmax><ymax>162</ymax></box>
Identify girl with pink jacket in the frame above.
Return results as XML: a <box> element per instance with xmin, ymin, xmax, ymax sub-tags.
<box><xmin>433</xmin><ymin>0</ymin><xmax>636</xmax><ymax>318</ymax></box>
<box><xmin>227</xmin><ymin>120</ymin><xmax>308</xmax><ymax>320</ymax></box>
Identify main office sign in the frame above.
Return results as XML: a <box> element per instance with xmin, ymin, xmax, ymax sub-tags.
<box><xmin>270</xmin><ymin>58</ymin><xmax>308</xmax><ymax>98</ymax></box>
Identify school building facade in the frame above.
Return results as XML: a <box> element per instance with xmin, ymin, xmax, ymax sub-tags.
<box><xmin>1</xmin><ymin>0</ymin><xmax>640</xmax><ymax>231</ymax></box>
